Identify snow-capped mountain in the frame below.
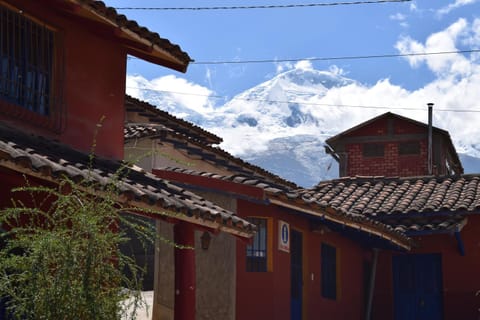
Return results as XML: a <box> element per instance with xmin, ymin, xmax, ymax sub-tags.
<box><xmin>127</xmin><ymin>65</ymin><xmax>480</xmax><ymax>187</ymax></box>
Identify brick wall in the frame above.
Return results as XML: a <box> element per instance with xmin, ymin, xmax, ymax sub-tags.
<box><xmin>346</xmin><ymin>140</ymin><xmax>429</xmax><ymax>177</ymax></box>
<box><xmin>334</xmin><ymin>115</ymin><xmax>458</xmax><ymax>177</ymax></box>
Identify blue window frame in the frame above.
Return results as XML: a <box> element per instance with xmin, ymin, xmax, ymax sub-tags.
<box><xmin>246</xmin><ymin>217</ymin><xmax>267</xmax><ymax>272</ymax></box>
<box><xmin>0</xmin><ymin>4</ymin><xmax>54</xmax><ymax>116</ymax></box>
<box><xmin>321</xmin><ymin>243</ymin><xmax>337</xmax><ymax>300</ymax></box>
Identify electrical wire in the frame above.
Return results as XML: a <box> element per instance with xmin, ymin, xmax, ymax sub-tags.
<box><xmin>126</xmin><ymin>86</ymin><xmax>480</xmax><ymax>113</ymax></box>
<box><xmin>192</xmin><ymin>49</ymin><xmax>480</xmax><ymax>65</ymax></box>
<box><xmin>115</xmin><ymin>0</ymin><xmax>411</xmax><ymax>11</ymax></box>
<box><xmin>127</xmin><ymin>49</ymin><xmax>480</xmax><ymax>65</ymax></box>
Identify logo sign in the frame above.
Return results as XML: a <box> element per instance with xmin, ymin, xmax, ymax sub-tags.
<box><xmin>278</xmin><ymin>220</ymin><xmax>290</xmax><ymax>252</ymax></box>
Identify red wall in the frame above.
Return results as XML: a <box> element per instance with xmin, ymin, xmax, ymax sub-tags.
<box><xmin>346</xmin><ymin>140</ymin><xmax>428</xmax><ymax>177</ymax></box>
<box><xmin>373</xmin><ymin>215</ymin><xmax>480</xmax><ymax>320</ymax></box>
<box><xmin>1</xmin><ymin>1</ymin><xmax>127</xmax><ymax>160</ymax></box>
<box><xmin>0</xmin><ymin>167</ymin><xmax>58</xmax><ymax>230</ymax></box>
<box><xmin>339</xmin><ymin>116</ymin><xmax>457</xmax><ymax>177</ymax></box>
<box><xmin>236</xmin><ymin>199</ymin><xmax>369</xmax><ymax>320</ymax></box>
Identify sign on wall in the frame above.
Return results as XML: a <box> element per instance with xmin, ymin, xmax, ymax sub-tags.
<box><xmin>278</xmin><ymin>220</ymin><xmax>290</xmax><ymax>253</ymax></box>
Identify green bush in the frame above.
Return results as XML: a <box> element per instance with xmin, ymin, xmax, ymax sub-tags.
<box><xmin>0</xmin><ymin>173</ymin><xmax>158</xmax><ymax>320</ymax></box>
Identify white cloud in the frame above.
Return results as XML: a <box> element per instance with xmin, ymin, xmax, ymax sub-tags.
<box><xmin>395</xmin><ymin>18</ymin><xmax>472</xmax><ymax>76</ymax></box>
<box><xmin>125</xmin><ymin>19</ymin><xmax>480</xmax><ymax>159</ymax></box>
<box><xmin>437</xmin><ymin>0</ymin><xmax>478</xmax><ymax>16</ymax></box>
<box><xmin>274</xmin><ymin>60</ymin><xmax>293</xmax><ymax>74</ymax></box>
<box><xmin>294</xmin><ymin>60</ymin><xmax>314</xmax><ymax>70</ymax></box>
<box><xmin>462</xmin><ymin>18</ymin><xmax>480</xmax><ymax>48</ymax></box>
<box><xmin>390</xmin><ymin>13</ymin><xmax>406</xmax><ymax>21</ymax></box>
<box><xmin>275</xmin><ymin>60</ymin><xmax>314</xmax><ymax>74</ymax></box>
<box><xmin>390</xmin><ymin>12</ymin><xmax>409</xmax><ymax>27</ymax></box>
<box><xmin>409</xmin><ymin>2</ymin><xmax>418</xmax><ymax>12</ymax></box>
<box><xmin>126</xmin><ymin>74</ymin><xmax>216</xmax><ymax>117</ymax></box>
<box><xmin>205</xmin><ymin>67</ymin><xmax>214</xmax><ymax>89</ymax></box>
<box><xmin>328</xmin><ymin>65</ymin><xmax>347</xmax><ymax>76</ymax></box>
<box><xmin>213</xmin><ymin>25</ymin><xmax>480</xmax><ymax>156</ymax></box>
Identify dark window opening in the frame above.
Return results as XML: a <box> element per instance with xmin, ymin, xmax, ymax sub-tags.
<box><xmin>321</xmin><ymin>243</ymin><xmax>337</xmax><ymax>300</ymax></box>
<box><xmin>399</xmin><ymin>141</ymin><xmax>420</xmax><ymax>155</ymax></box>
<box><xmin>0</xmin><ymin>4</ymin><xmax>54</xmax><ymax>116</ymax></box>
<box><xmin>246</xmin><ymin>217</ymin><xmax>267</xmax><ymax>272</ymax></box>
<box><xmin>363</xmin><ymin>143</ymin><xmax>384</xmax><ymax>157</ymax></box>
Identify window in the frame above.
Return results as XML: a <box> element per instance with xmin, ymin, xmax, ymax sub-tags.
<box><xmin>0</xmin><ymin>4</ymin><xmax>56</xmax><ymax>116</ymax></box>
<box><xmin>246</xmin><ymin>217</ymin><xmax>268</xmax><ymax>272</ymax></box>
<box><xmin>321</xmin><ymin>243</ymin><xmax>337</xmax><ymax>300</ymax></box>
<box><xmin>362</xmin><ymin>143</ymin><xmax>384</xmax><ymax>157</ymax></box>
<box><xmin>398</xmin><ymin>141</ymin><xmax>420</xmax><ymax>155</ymax></box>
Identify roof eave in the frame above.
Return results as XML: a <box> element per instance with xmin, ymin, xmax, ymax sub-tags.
<box><xmin>0</xmin><ymin>155</ymin><xmax>254</xmax><ymax>239</ymax></box>
<box><xmin>269</xmin><ymin>198</ymin><xmax>412</xmax><ymax>250</ymax></box>
<box><xmin>69</xmin><ymin>0</ymin><xmax>191</xmax><ymax>72</ymax></box>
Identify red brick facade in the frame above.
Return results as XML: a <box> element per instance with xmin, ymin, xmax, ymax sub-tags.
<box><xmin>326</xmin><ymin>113</ymin><xmax>463</xmax><ymax>177</ymax></box>
<box><xmin>345</xmin><ymin>141</ymin><xmax>429</xmax><ymax>177</ymax></box>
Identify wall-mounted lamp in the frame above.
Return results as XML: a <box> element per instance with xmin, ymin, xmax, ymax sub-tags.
<box><xmin>200</xmin><ymin>231</ymin><xmax>211</xmax><ymax>250</ymax></box>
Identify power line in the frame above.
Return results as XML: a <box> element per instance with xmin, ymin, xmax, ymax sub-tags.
<box><xmin>191</xmin><ymin>49</ymin><xmax>480</xmax><ymax>65</ymax></box>
<box><xmin>115</xmin><ymin>0</ymin><xmax>411</xmax><ymax>11</ymax></box>
<box><xmin>126</xmin><ymin>86</ymin><xmax>480</xmax><ymax>113</ymax></box>
<box><xmin>127</xmin><ymin>49</ymin><xmax>480</xmax><ymax>65</ymax></box>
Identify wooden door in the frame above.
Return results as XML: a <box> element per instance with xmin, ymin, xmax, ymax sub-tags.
<box><xmin>393</xmin><ymin>254</ymin><xmax>443</xmax><ymax>320</ymax></box>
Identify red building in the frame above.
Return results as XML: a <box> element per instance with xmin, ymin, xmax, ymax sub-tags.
<box><xmin>155</xmin><ymin>168</ymin><xmax>411</xmax><ymax>320</ymax></box>
<box><xmin>325</xmin><ymin>112</ymin><xmax>463</xmax><ymax>177</ymax></box>
<box><xmin>322</xmin><ymin>112</ymin><xmax>480</xmax><ymax>320</ymax></box>
<box><xmin>0</xmin><ymin>2</ymin><xmax>254</xmax><ymax>319</ymax></box>
<box><xmin>124</xmin><ymin>97</ymin><xmax>412</xmax><ymax>320</ymax></box>
<box><xmin>147</xmin><ymin>108</ymin><xmax>480</xmax><ymax>320</ymax></box>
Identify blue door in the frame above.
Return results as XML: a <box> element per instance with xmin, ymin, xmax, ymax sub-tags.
<box><xmin>290</xmin><ymin>229</ymin><xmax>303</xmax><ymax>320</ymax></box>
<box><xmin>393</xmin><ymin>254</ymin><xmax>443</xmax><ymax>320</ymax></box>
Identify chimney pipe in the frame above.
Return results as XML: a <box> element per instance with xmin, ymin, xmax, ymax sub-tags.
<box><xmin>427</xmin><ymin>103</ymin><xmax>434</xmax><ymax>175</ymax></box>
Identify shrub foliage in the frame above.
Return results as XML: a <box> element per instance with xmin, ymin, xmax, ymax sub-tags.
<box><xmin>0</xmin><ymin>173</ymin><xmax>157</xmax><ymax>320</ymax></box>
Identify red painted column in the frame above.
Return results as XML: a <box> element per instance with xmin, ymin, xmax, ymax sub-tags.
<box><xmin>174</xmin><ymin>222</ymin><xmax>196</xmax><ymax>320</ymax></box>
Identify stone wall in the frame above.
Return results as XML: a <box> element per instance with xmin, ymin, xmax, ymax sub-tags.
<box><xmin>154</xmin><ymin>192</ymin><xmax>238</xmax><ymax>320</ymax></box>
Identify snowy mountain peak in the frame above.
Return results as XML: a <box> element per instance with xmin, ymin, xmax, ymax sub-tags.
<box><xmin>127</xmin><ymin>65</ymin><xmax>480</xmax><ymax>187</ymax></box>
<box><xmin>233</xmin><ymin>68</ymin><xmax>355</xmax><ymax>103</ymax></box>
<box><xmin>215</xmin><ymin>68</ymin><xmax>356</xmax><ymax>134</ymax></box>
<box><xmin>279</xmin><ymin>68</ymin><xmax>355</xmax><ymax>89</ymax></box>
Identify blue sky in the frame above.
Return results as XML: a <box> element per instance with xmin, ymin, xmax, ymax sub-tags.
<box><xmin>105</xmin><ymin>0</ymin><xmax>480</xmax><ymax>99</ymax></box>
<box><xmin>103</xmin><ymin>0</ymin><xmax>480</xmax><ymax>159</ymax></box>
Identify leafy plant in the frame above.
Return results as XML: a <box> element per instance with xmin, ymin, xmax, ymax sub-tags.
<box><xmin>0</xmin><ymin>170</ymin><xmax>159</xmax><ymax>320</ymax></box>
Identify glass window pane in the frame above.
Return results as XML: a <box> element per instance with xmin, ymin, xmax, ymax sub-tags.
<box><xmin>0</xmin><ymin>4</ymin><xmax>53</xmax><ymax>116</ymax></box>
<box><xmin>246</xmin><ymin>218</ymin><xmax>267</xmax><ymax>272</ymax></box>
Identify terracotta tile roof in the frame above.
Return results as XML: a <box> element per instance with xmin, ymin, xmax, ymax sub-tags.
<box><xmin>392</xmin><ymin>216</ymin><xmax>466</xmax><ymax>235</ymax></box>
<box><xmin>124</xmin><ymin>96</ymin><xmax>298</xmax><ymax>189</ymax></box>
<box><xmin>71</xmin><ymin>1</ymin><xmax>191</xmax><ymax>71</ymax></box>
<box><xmin>124</xmin><ymin>123</ymin><xmax>171</xmax><ymax>140</ymax></box>
<box><xmin>0</xmin><ymin>123</ymin><xmax>254</xmax><ymax>238</ymax></box>
<box><xmin>126</xmin><ymin>124</ymin><xmax>298</xmax><ymax>189</ymax></box>
<box><xmin>125</xmin><ymin>95</ymin><xmax>222</xmax><ymax>145</ymax></box>
<box><xmin>162</xmin><ymin>167</ymin><xmax>293</xmax><ymax>195</ymax></box>
<box><xmin>158</xmin><ymin>167</ymin><xmax>412</xmax><ymax>249</ymax></box>
<box><xmin>296</xmin><ymin>175</ymin><xmax>480</xmax><ymax>234</ymax></box>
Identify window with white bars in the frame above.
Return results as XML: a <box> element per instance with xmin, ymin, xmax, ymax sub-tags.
<box><xmin>0</xmin><ymin>4</ymin><xmax>55</xmax><ymax>116</ymax></box>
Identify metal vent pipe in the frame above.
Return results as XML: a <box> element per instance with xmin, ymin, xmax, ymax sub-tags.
<box><xmin>427</xmin><ymin>103</ymin><xmax>434</xmax><ymax>175</ymax></box>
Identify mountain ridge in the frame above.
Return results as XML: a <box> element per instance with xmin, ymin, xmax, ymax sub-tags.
<box><xmin>127</xmin><ymin>67</ymin><xmax>480</xmax><ymax>187</ymax></box>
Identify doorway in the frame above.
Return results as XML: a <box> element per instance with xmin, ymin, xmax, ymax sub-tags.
<box><xmin>392</xmin><ymin>254</ymin><xmax>443</xmax><ymax>320</ymax></box>
<box><xmin>290</xmin><ymin>229</ymin><xmax>303</xmax><ymax>320</ymax></box>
